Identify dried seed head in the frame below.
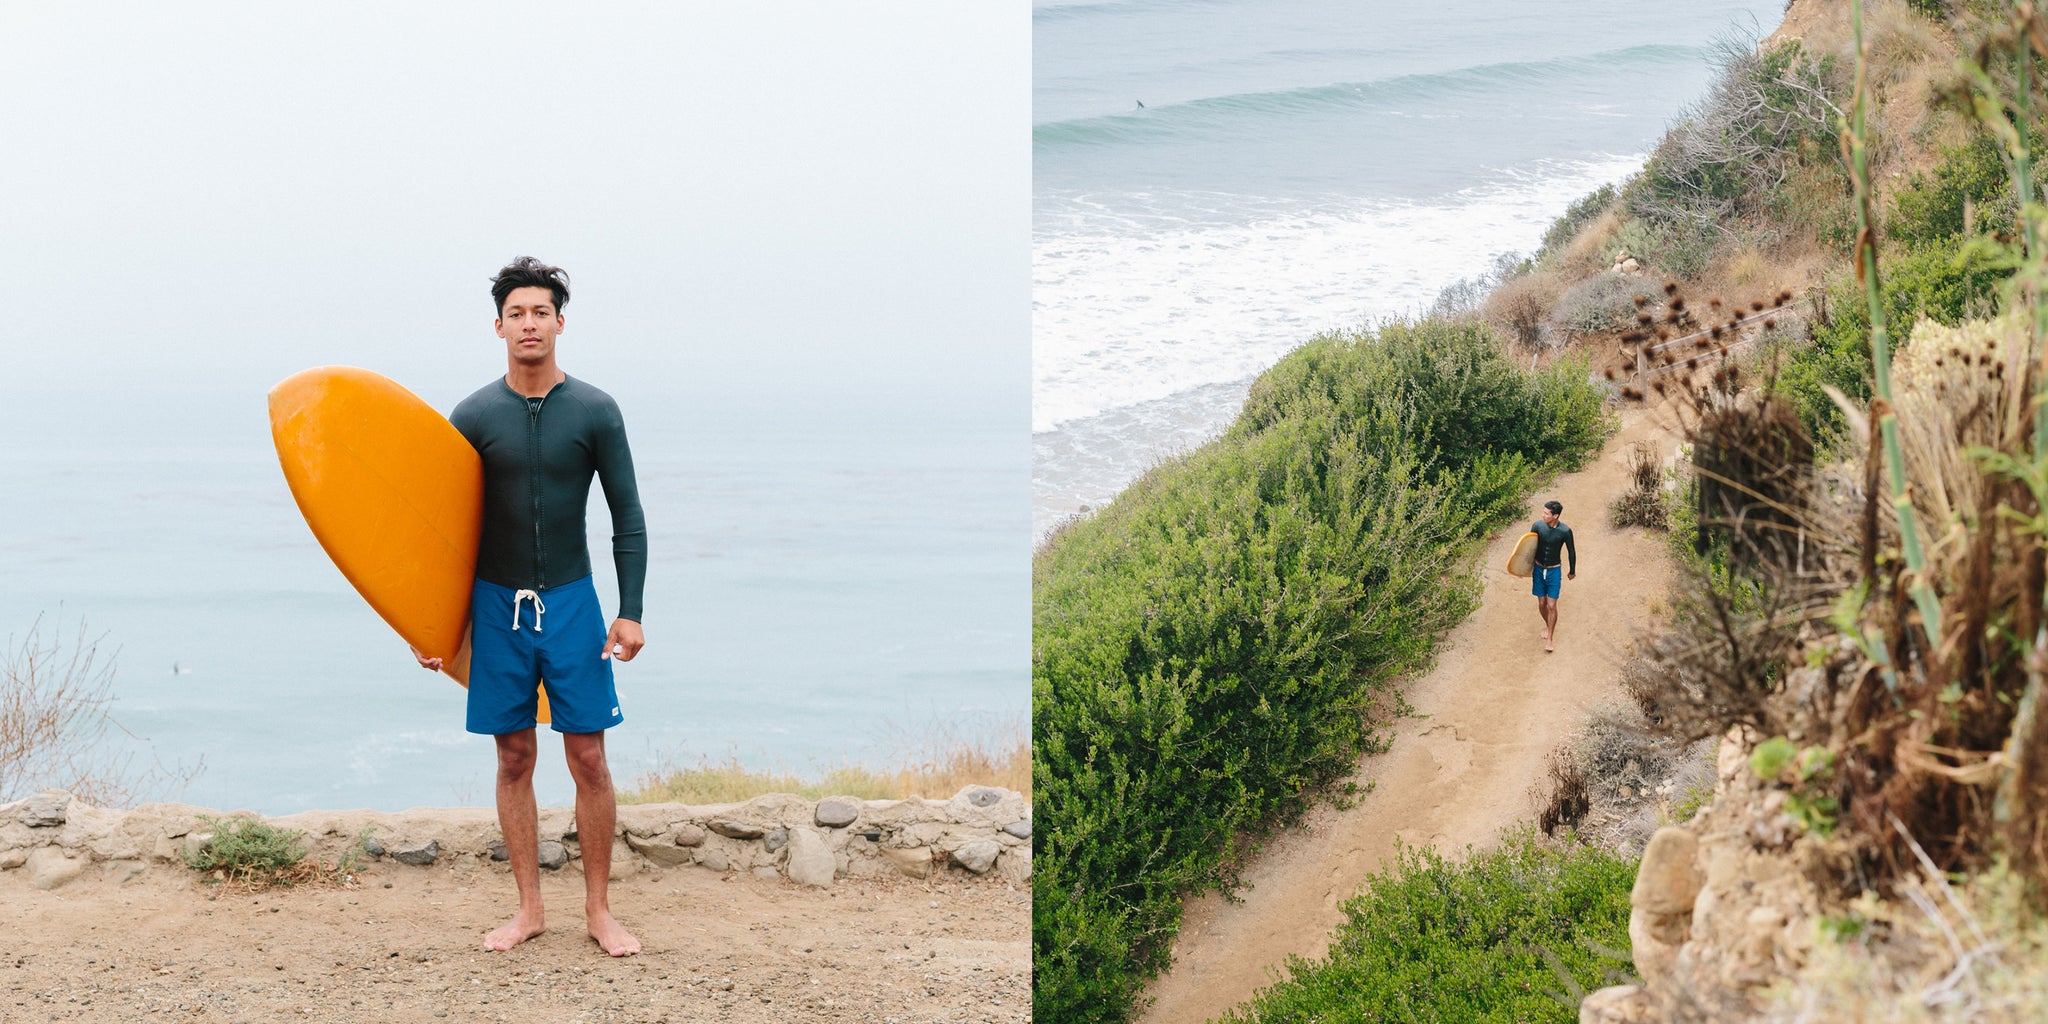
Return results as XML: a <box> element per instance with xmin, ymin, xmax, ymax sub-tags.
<box><xmin>1651</xmin><ymin>379</ymin><xmax>1668</xmax><ymax>395</ymax></box>
<box><xmin>1621</xmin><ymin>386</ymin><xmax>1643</xmax><ymax>401</ymax></box>
<box><xmin>1775</xmin><ymin>290</ymin><xmax>1792</xmax><ymax>306</ymax></box>
<box><xmin>1664</xmin><ymin>281</ymin><xmax>1679</xmax><ymax>296</ymax></box>
<box><xmin>1763</xmin><ymin>318</ymin><xmax>1776</xmax><ymax>330</ymax></box>
<box><xmin>1634</xmin><ymin>295</ymin><xmax>1650</xmax><ymax>308</ymax></box>
<box><xmin>1711</xmin><ymin>326</ymin><xmax>1724</xmax><ymax>339</ymax></box>
<box><xmin>1603</xmin><ymin>367</ymin><xmax>1618</xmax><ymax>380</ymax></box>
<box><xmin>1751</xmin><ymin>301</ymin><xmax>1766</xmax><ymax>312</ymax></box>
<box><xmin>1638</xmin><ymin>313</ymin><xmax>1655</xmax><ymax>326</ymax></box>
<box><xmin>1669</xmin><ymin>298</ymin><xmax>1686</xmax><ymax>313</ymax></box>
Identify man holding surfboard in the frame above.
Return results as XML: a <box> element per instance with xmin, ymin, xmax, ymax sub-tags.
<box><xmin>1531</xmin><ymin>500</ymin><xmax>1576</xmax><ymax>654</ymax></box>
<box><xmin>411</xmin><ymin>256</ymin><xmax>648</xmax><ymax>957</ymax></box>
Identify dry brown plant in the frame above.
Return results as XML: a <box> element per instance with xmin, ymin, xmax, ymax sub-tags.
<box><xmin>1</xmin><ymin>617</ymin><xmax>193</xmax><ymax>808</ymax></box>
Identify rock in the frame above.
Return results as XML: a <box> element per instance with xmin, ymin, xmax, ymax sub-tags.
<box><xmin>1632</xmin><ymin>827</ymin><xmax>1702</xmax><ymax>915</ymax></box>
<box><xmin>391</xmin><ymin>840</ymin><xmax>440</xmax><ymax>866</ymax></box>
<box><xmin>22</xmin><ymin>793</ymin><xmax>70</xmax><ymax>828</ymax></box>
<box><xmin>952</xmin><ymin>839</ymin><xmax>1000</xmax><ymax>875</ymax></box>
<box><xmin>1001</xmin><ymin>819</ymin><xmax>1031</xmax><ymax>840</ymax></box>
<box><xmin>786</xmin><ymin>828</ymin><xmax>835</xmax><ymax>888</ymax></box>
<box><xmin>538</xmin><ymin>841</ymin><xmax>569</xmax><ymax>870</ymax></box>
<box><xmin>626</xmin><ymin>832</ymin><xmax>695</xmax><ymax>867</ymax></box>
<box><xmin>959</xmin><ymin>787</ymin><xmax>1003</xmax><ymax>809</ymax></box>
<box><xmin>995</xmin><ymin>845</ymin><xmax>1032</xmax><ymax>883</ymax></box>
<box><xmin>487</xmin><ymin>841</ymin><xmax>510</xmax><ymax>863</ymax></box>
<box><xmin>1580</xmin><ymin>984</ymin><xmax>1653</xmax><ymax>1023</ymax></box>
<box><xmin>698</xmin><ymin>848</ymin><xmax>731</xmax><ymax>872</ymax></box>
<box><xmin>104</xmin><ymin>860</ymin><xmax>147</xmax><ymax>884</ymax></box>
<box><xmin>708</xmin><ymin>819</ymin><xmax>765</xmax><ymax>840</ymax></box>
<box><xmin>672</xmin><ymin>824</ymin><xmax>708</xmax><ymax>847</ymax></box>
<box><xmin>151</xmin><ymin>835</ymin><xmax>182</xmax><ymax>862</ymax></box>
<box><xmin>27</xmin><ymin>847</ymin><xmax>83</xmax><ymax>891</ymax></box>
<box><xmin>0</xmin><ymin>849</ymin><xmax>26</xmax><ymax>870</ymax></box>
<box><xmin>815</xmin><ymin>798</ymin><xmax>860</xmax><ymax>829</ymax></box>
<box><xmin>881</xmin><ymin>845</ymin><xmax>932</xmax><ymax>879</ymax></box>
<box><xmin>362</xmin><ymin>836</ymin><xmax>386</xmax><ymax>858</ymax></box>
<box><xmin>752</xmin><ymin>866</ymin><xmax>779</xmax><ymax>881</ymax></box>
<box><xmin>764</xmin><ymin>829</ymin><xmax>789</xmax><ymax>853</ymax></box>
<box><xmin>183</xmin><ymin>832</ymin><xmax>214</xmax><ymax>862</ymax></box>
<box><xmin>1629</xmin><ymin>908</ymin><xmax>1687</xmax><ymax>990</ymax></box>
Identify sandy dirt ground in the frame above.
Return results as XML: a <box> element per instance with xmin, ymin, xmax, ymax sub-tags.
<box><xmin>1138</xmin><ymin>407</ymin><xmax>1678</xmax><ymax>1024</ymax></box>
<box><xmin>1</xmin><ymin>855</ymin><xmax>1028</xmax><ymax>1023</ymax></box>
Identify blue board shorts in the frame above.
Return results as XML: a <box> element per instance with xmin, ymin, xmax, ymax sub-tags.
<box><xmin>1532</xmin><ymin>564</ymin><xmax>1564</xmax><ymax>600</ymax></box>
<box><xmin>467</xmin><ymin>575</ymin><xmax>624</xmax><ymax>735</ymax></box>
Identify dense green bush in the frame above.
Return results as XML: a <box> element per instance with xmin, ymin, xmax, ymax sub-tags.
<box><xmin>1033</xmin><ymin>319</ymin><xmax>1610</xmax><ymax>1023</ymax></box>
<box><xmin>1888</xmin><ymin>134</ymin><xmax>2016</xmax><ymax>245</ymax></box>
<box><xmin>1775</xmin><ymin>237</ymin><xmax>2007</xmax><ymax>442</ymax></box>
<box><xmin>1220</xmin><ymin>831</ymin><xmax>1639</xmax><ymax>1024</ymax></box>
<box><xmin>1551</xmin><ymin>271</ymin><xmax>1666</xmax><ymax>338</ymax></box>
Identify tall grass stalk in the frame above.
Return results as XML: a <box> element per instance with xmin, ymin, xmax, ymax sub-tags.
<box><xmin>1848</xmin><ymin>0</ymin><xmax>1944</xmax><ymax>650</ymax></box>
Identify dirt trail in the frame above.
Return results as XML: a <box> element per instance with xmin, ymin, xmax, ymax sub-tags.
<box><xmin>1138</xmin><ymin>408</ymin><xmax>1676</xmax><ymax>1024</ymax></box>
<box><xmin>2</xmin><ymin>858</ymin><xmax>1027</xmax><ymax>1023</ymax></box>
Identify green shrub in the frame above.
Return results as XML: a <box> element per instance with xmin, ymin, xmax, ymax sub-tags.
<box><xmin>1220</xmin><ymin>830</ymin><xmax>1639</xmax><ymax>1024</ymax></box>
<box><xmin>1033</xmin><ymin>319</ymin><xmax>1610</xmax><ymax>1023</ymax></box>
<box><xmin>1552</xmin><ymin>272</ymin><xmax>1665</xmax><ymax>338</ymax></box>
<box><xmin>182</xmin><ymin>814</ymin><xmax>308</xmax><ymax>884</ymax></box>
<box><xmin>1606</xmin><ymin>215</ymin><xmax>1716</xmax><ymax>281</ymax></box>
<box><xmin>1888</xmin><ymin>133</ymin><xmax>2016</xmax><ymax>245</ymax></box>
<box><xmin>1775</xmin><ymin>237</ymin><xmax>2008</xmax><ymax>442</ymax></box>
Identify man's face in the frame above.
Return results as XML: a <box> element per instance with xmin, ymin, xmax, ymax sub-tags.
<box><xmin>496</xmin><ymin>285</ymin><xmax>564</xmax><ymax>365</ymax></box>
<box><xmin>1541</xmin><ymin>507</ymin><xmax>1560</xmax><ymax>527</ymax></box>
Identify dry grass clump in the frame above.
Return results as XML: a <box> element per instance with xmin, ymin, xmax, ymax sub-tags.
<box><xmin>1553</xmin><ymin>272</ymin><xmax>1667</xmax><ymax>339</ymax></box>
<box><xmin>1480</xmin><ymin>268</ymin><xmax>1564</xmax><ymax>348</ymax></box>
<box><xmin>621</xmin><ymin>727</ymin><xmax>1030</xmax><ymax>804</ymax></box>
<box><xmin>1536</xmin><ymin>744</ymin><xmax>1590</xmax><ymax>838</ymax></box>
<box><xmin>2</xmin><ymin>617</ymin><xmax>195</xmax><ymax>808</ymax></box>
<box><xmin>1610</xmin><ymin>440</ymin><xmax>1670</xmax><ymax>529</ymax></box>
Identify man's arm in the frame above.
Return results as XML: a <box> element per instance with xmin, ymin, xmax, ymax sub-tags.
<box><xmin>1566</xmin><ymin>527</ymin><xmax>1578</xmax><ymax>576</ymax></box>
<box><xmin>595</xmin><ymin>399</ymin><xmax>647</xmax><ymax>660</ymax></box>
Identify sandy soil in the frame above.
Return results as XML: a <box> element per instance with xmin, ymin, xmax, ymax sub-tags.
<box><xmin>1</xmin><ymin>855</ymin><xmax>1028</xmax><ymax>1023</ymax></box>
<box><xmin>1137</xmin><ymin>407</ymin><xmax>1678</xmax><ymax>1024</ymax></box>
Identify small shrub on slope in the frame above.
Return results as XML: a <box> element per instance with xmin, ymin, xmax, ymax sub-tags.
<box><xmin>1221</xmin><ymin>830</ymin><xmax>1637</xmax><ymax>1024</ymax></box>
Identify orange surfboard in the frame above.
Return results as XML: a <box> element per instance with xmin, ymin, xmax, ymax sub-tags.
<box><xmin>1505</xmin><ymin>531</ymin><xmax>1539</xmax><ymax>578</ymax></box>
<box><xmin>268</xmin><ymin>366</ymin><xmax>551</xmax><ymax>722</ymax></box>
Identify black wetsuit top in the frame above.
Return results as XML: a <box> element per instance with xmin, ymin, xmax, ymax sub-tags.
<box><xmin>451</xmin><ymin>375</ymin><xmax>647</xmax><ymax>622</ymax></box>
<box><xmin>1532</xmin><ymin>520</ymin><xmax>1577</xmax><ymax>573</ymax></box>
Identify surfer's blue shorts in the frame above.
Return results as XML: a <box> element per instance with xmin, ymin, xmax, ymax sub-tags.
<box><xmin>1532</xmin><ymin>564</ymin><xmax>1564</xmax><ymax>600</ymax></box>
<box><xmin>466</xmin><ymin>575</ymin><xmax>625</xmax><ymax>735</ymax></box>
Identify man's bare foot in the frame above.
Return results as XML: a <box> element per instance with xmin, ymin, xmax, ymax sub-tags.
<box><xmin>484</xmin><ymin>911</ymin><xmax>546</xmax><ymax>951</ymax></box>
<box><xmin>1544</xmin><ymin>637</ymin><xmax>1554</xmax><ymax>653</ymax></box>
<box><xmin>588</xmin><ymin>909</ymin><xmax>641</xmax><ymax>957</ymax></box>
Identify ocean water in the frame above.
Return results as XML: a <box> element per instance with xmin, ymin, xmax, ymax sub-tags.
<box><xmin>1</xmin><ymin>385</ymin><xmax>1025</xmax><ymax>815</ymax></box>
<box><xmin>1034</xmin><ymin>0</ymin><xmax>1789</xmax><ymax>538</ymax></box>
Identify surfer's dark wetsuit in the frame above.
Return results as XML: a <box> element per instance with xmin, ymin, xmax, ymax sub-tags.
<box><xmin>1531</xmin><ymin>520</ymin><xmax>1577</xmax><ymax>573</ymax></box>
<box><xmin>451</xmin><ymin>375</ymin><xmax>647</xmax><ymax>622</ymax></box>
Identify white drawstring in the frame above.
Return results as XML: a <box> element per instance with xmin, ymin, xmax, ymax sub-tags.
<box><xmin>512</xmin><ymin>589</ymin><xmax>545</xmax><ymax>632</ymax></box>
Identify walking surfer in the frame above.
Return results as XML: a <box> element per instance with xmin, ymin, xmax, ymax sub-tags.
<box><xmin>411</xmin><ymin>256</ymin><xmax>648</xmax><ymax>956</ymax></box>
<box><xmin>1531</xmin><ymin>500</ymin><xmax>1576</xmax><ymax>653</ymax></box>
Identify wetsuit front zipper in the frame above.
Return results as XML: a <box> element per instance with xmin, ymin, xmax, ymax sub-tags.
<box><xmin>527</xmin><ymin>395</ymin><xmax>548</xmax><ymax>590</ymax></box>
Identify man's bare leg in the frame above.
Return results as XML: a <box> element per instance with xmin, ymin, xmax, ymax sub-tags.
<box><xmin>565</xmin><ymin>730</ymin><xmax>640</xmax><ymax>956</ymax></box>
<box><xmin>485</xmin><ymin>729</ymin><xmax>547</xmax><ymax>951</ymax></box>
<box><xmin>1540</xmin><ymin>596</ymin><xmax>1559</xmax><ymax>652</ymax></box>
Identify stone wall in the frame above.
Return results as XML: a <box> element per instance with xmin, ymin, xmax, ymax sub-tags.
<box><xmin>0</xmin><ymin>786</ymin><xmax>1031</xmax><ymax>892</ymax></box>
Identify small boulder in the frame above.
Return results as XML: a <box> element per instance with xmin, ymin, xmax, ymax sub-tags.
<box><xmin>391</xmin><ymin>840</ymin><xmax>440</xmax><ymax>867</ymax></box>
<box><xmin>952</xmin><ymin>839</ymin><xmax>1000</xmax><ymax>875</ymax></box>
<box><xmin>1632</xmin><ymin>828</ymin><xmax>1702</xmax><ymax>915</ymax></box>
<box><xmin>815</xmin><ymin>798</ymin><xmax>860</xmax><ymax>829</ymax></box>
<box><xmin>708</xmin><ymin>819</ymin><xmax>765</xmax><ymax>841</ymax></box>
<box><xmin>698</xmin><ymin>848</ymin><xmax>731</xmax><ymax>872</ymax></box>
<box><xmin>764</xmin><ymin>829</ymin><xmax>789</xmax><ymax>854</ymax></box>
<box><xmin>786</xmin><ymin>828</ymin><xmax>835</xmax><ymax>888</ymax></box>
<box><xmin>1001</xmin><ymin>819</ymin><xmax>1031</xmax><ymax>840</ymax></box>
<box><xmin>626</xmin><ymin>832</ymin><xmax>694</xmax><ymax>868</ymax></box>
<box><xmin>486</xmin><ymin>841</ymin><xmax>510</xmax><ymax>863</ymax></box>
<box><xmin>27</xmin><ymin>847</ymin><xmax>83</xmax><ymax>891</ymax></box>
<box><xmin>0</xmin><ymin>849</ymin><xmax>27</xmax><ymax>870</ymax></box>
<box><xmin>672</xmin><ymin>824</ymin><xmax>708</xmax><ymax>848</ymax></box>
<box><xmin>752</xmin><ymin>866</ymin><xmax>779</xmax><ymax>882</ymax></box>
<box><xmin>960</xmin><ymin>787</ymin><xmax>1003</xmax><ymax>809</ymax></box>
<box><xmin>881</xmin><ymin>845</ymin><xmax>931</xmax><ymax>879</ymax></box>
<box><xmin>22</xmin><ymin>793</ymin><xmax>70</xmax><ymax>828</ymax></box>
<box><xmin>362</xmin><ymin>836</ymin><xmax>387</xmax><ymax>858</ymax></box>
<box><xmin>538</xmin><ymin>841</ymin><xmax>569</xmax><ymax>870</ymax></box>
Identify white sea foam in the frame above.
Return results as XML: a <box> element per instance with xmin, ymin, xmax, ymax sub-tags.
<box><xmin>1032</xmin><ymin>153</ymin><xmax>1645</xmax><ymax>434</ymax></box>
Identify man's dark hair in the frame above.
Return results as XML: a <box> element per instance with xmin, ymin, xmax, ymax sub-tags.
<box><xmin>1545</xmin><ymin>500</ymin><xmax>1564</xmax><ymax>515</ymax></box>
<box><xmin>491</xmin><ymin>256</ymin><xmax>570</xmax><ymax>315</ymax></box>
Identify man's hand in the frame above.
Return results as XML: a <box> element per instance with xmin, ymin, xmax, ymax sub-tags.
<box><xmin>603</xmin><ymin>618</ymin><xmax>645</xmax><ymax>662</ymax></box>
<box><xmin>1568</xmin><ymin>572</ymin><xmax>1577</xmax><ymax>581</ymax></box>
<box><xmin>409</xmin><ymin>645</ymin><xmax>444</xmax><ymax>672</ymax></box>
